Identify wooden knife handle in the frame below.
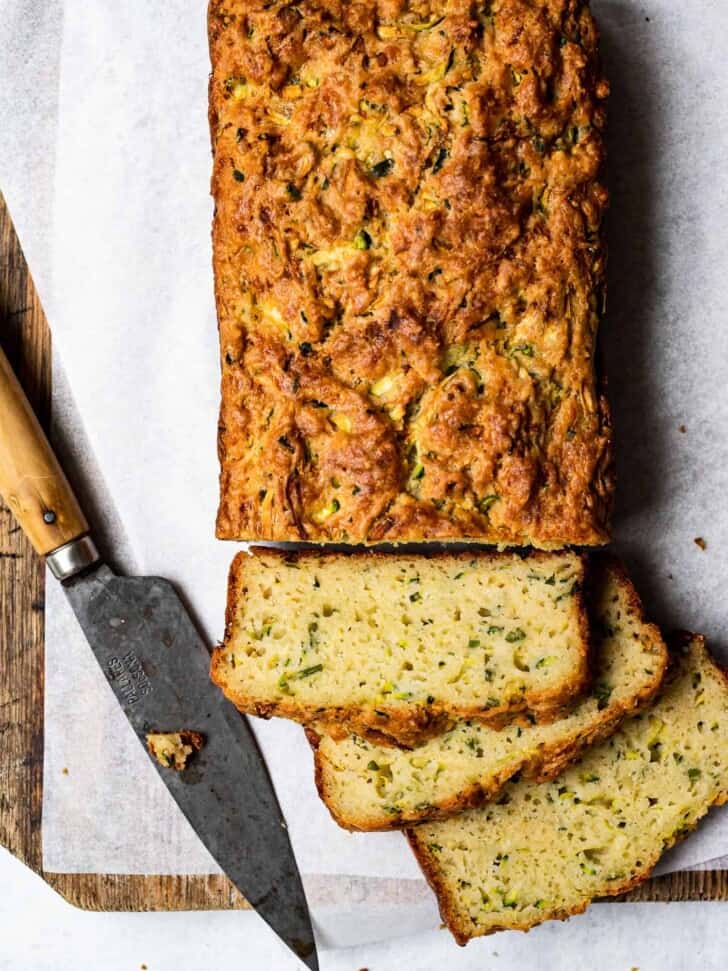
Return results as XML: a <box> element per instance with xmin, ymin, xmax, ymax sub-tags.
<box><xmin>0</xmin><ymin>344</ymin><xmax>88</xmax><ymax>556</ymax></box>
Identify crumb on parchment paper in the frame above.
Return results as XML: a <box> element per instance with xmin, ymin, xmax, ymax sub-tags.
<box><xmin>694</xmin><ymin>537</ymin><xmax>707</xmax><ymax>551</ymax></box>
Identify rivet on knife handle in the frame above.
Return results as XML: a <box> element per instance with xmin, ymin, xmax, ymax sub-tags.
<box><xmin>0</xmin><ymin>345</ymin><xmax>96</xmax><ymax>573</ymax></box>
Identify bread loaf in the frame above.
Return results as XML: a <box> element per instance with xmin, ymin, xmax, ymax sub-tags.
<box><xmin>208</xmin><ymin>0</ymin><xmax>612</xmax><ymax>546</ymax></box>
<box><xmin>211</xmin><ymin>548</ymin><xmax>590</xmax><ymax>747</ymax></box>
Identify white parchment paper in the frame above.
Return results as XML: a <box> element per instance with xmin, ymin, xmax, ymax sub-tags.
<box><xmin>1</xmin><ymin>0</ymin><xmax>727</xmax><ymax>939</ymax></box>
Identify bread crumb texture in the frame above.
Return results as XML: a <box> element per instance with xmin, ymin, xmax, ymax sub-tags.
<box><xmin>209</xmin><ymin>0</ymin><xmax>613</xmax><ymax>546</ymax></box>
<box><xmin>211</xmin><ymin>549</ymin><xmax>590</xmax><ymax>746</ymax></box>
<box><xmin>408</xmin><ymin>637</ymin><xmax>728</xmax><ymax>943</ymax></box>
<box><xmin>313</xmin><ymin>557</ymin><xmax>667</xmax><ymax>829</ymax></box>
<box><xmin>146</xmin><ymin>732</ymin><xmax>205</xmax><ymax>771</ymax></box>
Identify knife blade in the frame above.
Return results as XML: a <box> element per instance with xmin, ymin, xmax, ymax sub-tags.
<box><xmin>65</xmin><ymin>564</ymin><xmax>319</xmax><ymax>968</ymax></box>
<box><xmin>0</xmin><ymin>338</ymin><xmax>318</xmax><ymax>969</ymax></box>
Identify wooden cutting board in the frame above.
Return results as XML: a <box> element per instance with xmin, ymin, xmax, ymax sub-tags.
<box><xmin>0</xmin><ymin>191</ymin><xmax>725</xmax><ymax>912</ymax></box>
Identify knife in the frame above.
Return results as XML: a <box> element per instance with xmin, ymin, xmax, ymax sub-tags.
<box><xmin>0</xmin><ymin>341</ymin><xmax>318</xmax><ymax>970</ymax></box>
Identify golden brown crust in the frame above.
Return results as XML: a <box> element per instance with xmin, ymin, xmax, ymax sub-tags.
<box><xmin>208</xmin><ymin>0</ymin><xmax>613</xmax><ymax>546</ymax></box>
<box><xmin>211</xmin><ymin>547</ymin><xmax>591</xmax><ymax>746</ymax></box>
<box><xmin>406</xmin><ymin>634</ymin><xmax>728</xmax><ymax>945</ymax></box>
<box><xmin>309</xmin><ymin>555</ymin><xmax>668</xmax><ymax>829</ymax></box>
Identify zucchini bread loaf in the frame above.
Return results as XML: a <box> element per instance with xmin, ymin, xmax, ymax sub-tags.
<box><xmin>408</xmin><ymin>636</ymin><xmax>728</xmax><ymax>943</ymax></box>
<box><xmin>310</xmin><ymin>557</ymin><xmax>668</xmax><ymax>829</ymax></box>
<box><xmin>211</xmin><ymin>549</ymin><xmax>590</xmax><ymax>747</ymax></box>
<box><xmin>208</xmin><ymin>0</ymin><xmax>613</xmax><ymax>546</ymax></box>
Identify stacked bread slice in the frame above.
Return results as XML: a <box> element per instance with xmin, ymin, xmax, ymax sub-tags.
<box><xmin>408</xmin><ymin>636</ymin><xmax>728</xmax><ymax>941</ymax></box>
<box><xmin>308</xmin><ymin>558</ymin><xmax>667</xmax><ymax>830</ymax></box>
<box><xmin>212</xmin><ymin>551</ymin><xmax>728</xmax><ymax>943</ymax></box>
<box><xmin>213</xmin><ymin>549</ymin><xmax>592</xmax><ymax>746</ymax></box>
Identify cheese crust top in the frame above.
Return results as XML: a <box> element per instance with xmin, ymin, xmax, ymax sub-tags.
<box><xmin>209</xmin><ymin>0</ymin><xmax>613</xmax><ymax>545</ymax></box>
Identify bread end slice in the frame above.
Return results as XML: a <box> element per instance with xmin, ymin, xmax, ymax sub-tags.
<box><xmin>407</xmin><ymin>635</ymin><xmax>728</xmax><ymax>944</ymax></box>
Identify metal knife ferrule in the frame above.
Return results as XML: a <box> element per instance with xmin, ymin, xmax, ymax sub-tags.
<box><xmin>46</xmin><ymin>534</ymin><xmax>101</xmax><ymax>581</ymax></box>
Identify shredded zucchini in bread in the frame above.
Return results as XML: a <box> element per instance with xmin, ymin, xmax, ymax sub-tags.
<box><xmin>209</xmin><ymin>0</ymin><xmax>612</xmax><ymax>546</ymax></box>
<box><xmin>408</xmin><ymin>636</ymin><xmax>728</xmax><ymax>943</ymax></box>
<box><xmin>311</xmin><ymin>558</ymin><xmax>667</xmax><ymax>829</ymax></box>
<box><xmin>211</xmin><ymin>549</ymin><xmax>590</xmax><ymax>747</ymax></box>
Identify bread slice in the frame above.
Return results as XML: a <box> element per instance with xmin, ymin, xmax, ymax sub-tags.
<box><xmin>407</xmin><ymin>635</ymin><xmax>728</xmax><ymax>944</ymax></box>
<box><xmin>311</xmin><ymin>558</ymin><xmax>667</xmax><ymax>830</ymax></box>
<box><xmin>211</xmin><ymin>548</ymin><xmax>590</xmax><ymax>747</ymax></box>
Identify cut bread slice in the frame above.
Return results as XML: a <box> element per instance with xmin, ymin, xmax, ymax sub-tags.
<box><xmin>211</xmin><ymin>548</ymin><xmax>590</xmax><ymax>747</ymax></box>
<box><xmin>310</xmin><ymin>558</ymin><xmax>668</xmax><ymax>830</ymax></box>
<box><xmin>407</xmin><ymin>635</ymin><xmax>728</xmax><ymax>944</ymax></box>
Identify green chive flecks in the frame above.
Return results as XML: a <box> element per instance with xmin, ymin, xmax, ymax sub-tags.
<box><xmin>297</xmin><ymin>664</ymin><xmax>323</xmax><ymax>679</ymax></box>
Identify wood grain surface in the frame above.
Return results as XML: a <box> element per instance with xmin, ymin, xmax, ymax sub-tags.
<box><xmin>0</xmin><ymin>189</ymin><xmax>725</xmax><ymax>913</ymax></box>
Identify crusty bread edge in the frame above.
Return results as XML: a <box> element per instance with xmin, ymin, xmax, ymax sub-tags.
<box><xmin>211</xmin><ymin>548</ymin><xmax>592</xmax><ymax>747</ymax></box>
<box><xmin>207</xmin><ymin>0</ymin><xmax>236</xmax><ymax>543</ymax></box>
<box><xmin>406</xmin><ymin>634</ymin><xmax>728</xmax><ymax>945</ymax></box>
<box><xmin>527</xmin><ymin>554</ymin><xmax>666</xmax><ymax>783</ymax></box>
<box><xmin>308</xmin><ymin>725</ymin><xmax>527</xmax><ymax>832</ymax></box>
<box><xmin>310</xmin><ymin>555</ymin><xmax>667</xmax><ymax>830</ymax></box>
